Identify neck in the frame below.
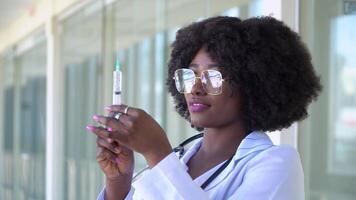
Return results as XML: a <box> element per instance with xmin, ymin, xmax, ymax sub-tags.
<box><xmin>198</xmin><ymin>121</ymin><xmax>247</xmax><ymax>160</ymax></box>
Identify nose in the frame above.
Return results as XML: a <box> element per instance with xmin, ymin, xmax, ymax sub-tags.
<box><xmin>191</xmin><ymin>77</ymin><xmax>207</xmax><ymax>96</ymax></box>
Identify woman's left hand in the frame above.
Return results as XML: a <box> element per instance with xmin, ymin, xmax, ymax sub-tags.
<box><xmin>88</xmin><ymin>105</ymin><xmax>173</xmax><ymax>167</ymax></box>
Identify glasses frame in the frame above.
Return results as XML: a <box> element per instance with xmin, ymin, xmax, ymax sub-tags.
<box><xmin>173</xmin><ymin>68</ymin><xmax>225</xmax><ymax>95</ymax></box>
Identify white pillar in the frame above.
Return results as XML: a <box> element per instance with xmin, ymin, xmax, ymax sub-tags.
<box><xmin>0</xmin><ymin>53</ymin><xmax>5</xmax><ymax>197</ymax></box>
<box><xmin>45</xmin><ymin>12</ymin><xmax>65</xmax><ymax>200</ymax></box>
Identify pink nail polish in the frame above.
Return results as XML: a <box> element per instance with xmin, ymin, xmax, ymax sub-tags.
<box><xmin>92</xmin><ymin>115</ymin><xmax>100</xmax><ymax>121</ymax></box>
<box><xmin>108</xmin><ymin>127</ymin><xmax>113</xmax><ymax>132</ymax></box>
<box><xmin>105</xmin><ymin>106</ymin><xmax>112</xmax><ymax>111</ymax></box>
<box><xmin>86</xmin><ymin>125</ymin><xmax>95</xmax><ymax>131</ymax></box>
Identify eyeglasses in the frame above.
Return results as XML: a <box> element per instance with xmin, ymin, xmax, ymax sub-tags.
<box><xmin>173</xmin><ymin>68</ymin><xmax>224</xmax><ymax>95</ymax></box>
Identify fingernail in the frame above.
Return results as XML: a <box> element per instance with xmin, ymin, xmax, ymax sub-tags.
<box><xmin>107</xmin><ymin>127</ymin><xmax>113</xmax><ymax>132</ymax></box>
<box><xmin>115</xmin><ymin>157</ymin><xmax>120</xmax><ymax>164</ymax></box>
<box><xmin>105</xmin><ymin>106</ymin><xmax>112</xmax><ymax>111</ymax></box>
<box><xmin>86</xmin><ymin>125</ymin><xmax>96</xmax><ymax>131</ymax></box>
<box><xmin>92</xmin><ymin>115</ymin><xmax>100</xmax><ymax>121</ymax></box>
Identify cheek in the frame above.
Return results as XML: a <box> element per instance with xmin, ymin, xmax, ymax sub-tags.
<box><xmin>186</xmin><ymin>84</ymin><xmax>242</xmax><ymax>128</ymax></box>
<box><xmin>213</xmin><ymin>96</ymin><xmax>241</xmax><ymax>120</ymax></box>
<box><xmin>215</xmin><ymin>88</ymin><xmax>242</xmax><ymax>120</ymax></box>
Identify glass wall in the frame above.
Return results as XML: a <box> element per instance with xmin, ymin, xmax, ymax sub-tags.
<box><xmin>0</xmin><ymin>0</ymin><xmax>287</xmax><ymax>200</ymax></box>
<box><xmin>58</xmin><ymin>1</ymin><xmax>105</xmax><ymax>199</ymax></box>
<box><xmin>299</xmin><ymin>0</ymin><xmax>356</xmax><ymax>199</ymax></box>
<box><xmin>55</xmin><ymin>0</ymin><xmax>283</xmax><ymax>199</ymax></box>
<box><xmin>0</xmin><ymin>49</ymin><xmax>16</xmax><ymax>200</ymax></box>
<box><xmin>2</xmin><ymin>0</ymin><xmax>356</xmax><ymax>199</ymax></box>
<box><xmin>0</xmin><ymin>30</ymin><xmax>47</xmax><ymax>200</ymax></box>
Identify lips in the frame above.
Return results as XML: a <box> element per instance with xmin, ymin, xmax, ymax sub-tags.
<box><xmin>188</xmin><ymin>100</ymin><xmax>211</xmax><ymax>112</ymax></box>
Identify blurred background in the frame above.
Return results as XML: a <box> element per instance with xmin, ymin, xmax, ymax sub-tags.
<box><xmin>0</xmin><ymin>0</ymin><xmax>355</xmax><ymax>199</ymax></box>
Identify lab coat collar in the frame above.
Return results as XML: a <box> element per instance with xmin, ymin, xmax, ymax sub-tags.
<box><xmin>206</xmin><ymin>131</ymin><xmax>273</xmax><ymax>190</ymax></box>
<box><xmin>180</xmin><ymin>138</ymin><xmax>203</xmax><ymax>170</ymax></box>
<box><xmin>179</xmin><ymin>131</ymin><xmax>273</xmax><ymax>190</ymax></box>
<box><xmin>181</xmin><ymin>131</ymin><xmax>273</xmax><ymax>163</ymax></box>
<box><xmin>233</xmin><ymin>131</ymin><xmax>273</xmax><ymax>161</ymax></box>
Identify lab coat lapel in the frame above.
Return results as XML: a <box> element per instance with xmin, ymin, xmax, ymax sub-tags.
<box><xmin>203</xmin><ymin>131</ymin><xmax>273</xmax><ymax>191</ymax></box>
<box><xmin>233</xmin><ymin>131</ymin><xmax>273</xmax><ymax>161</ymax></box>
<box><xmin>180</xmin><ymin>138</ymin><xmax>204</xmax><ymax>171</ymax></box>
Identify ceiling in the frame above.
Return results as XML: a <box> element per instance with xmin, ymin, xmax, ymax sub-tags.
<box><xmin>0</xmin><ymin>0</ymin><xmax>35</xmax><ymax>32</ymax></box>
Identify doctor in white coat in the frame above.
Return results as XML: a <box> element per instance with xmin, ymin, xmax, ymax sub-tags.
<box><xmin>87</xmin><ymin>16</ymin><xmax>322</xmax><ymax>200</ymax></box>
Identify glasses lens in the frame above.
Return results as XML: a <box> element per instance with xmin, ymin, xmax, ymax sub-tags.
<box><xmin>174</xmin><ymin>69</ymin><xmax>195</xmax><ymax>93</ymax></box>
<box><xmin>202</xmin><ymin>70</ymin><xmax>223</xmax><ymax>95</ymax></box>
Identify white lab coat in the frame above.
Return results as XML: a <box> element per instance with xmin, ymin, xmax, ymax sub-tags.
<box><xmin>97</xmin><ymin>131</ymin><xmax>305</xmax><ymax>200</ymax></box>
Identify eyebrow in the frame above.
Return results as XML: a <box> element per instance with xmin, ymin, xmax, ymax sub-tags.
<box><xmin>188</xmin><ymin>63</ymin><xmax>219</xmax><ymax>68</ymax></box>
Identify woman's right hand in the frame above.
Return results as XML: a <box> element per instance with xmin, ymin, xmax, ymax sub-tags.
<box><xmin>93</xmin><ymin>132</ymin><xmax>134</xmax><ymax>200</ymax></box>
<box><xmin>96</xmin><ymin>135</ymin><xmax>134</xmax><ymax>179</ymax></box>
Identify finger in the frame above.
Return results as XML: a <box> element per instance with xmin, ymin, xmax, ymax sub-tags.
<box><xmin>105</xmin><ymin>104</ymin><xmax>138</xmax><ymax>116</ymax></box>
<box><xmin>86</xmin><ymin>125</ymin><xmax>112</xmax><ymax>139</ymax></box>
<box><xmin>110</xmin><ymin>114</ymin><xmax>134</xmax><ymax>131</ymax></box>
<box><xmin>98</xmin><ymin>114</ymin><xmax>132</xmax><ymax>136</ymax></box>
<box><xmin>107</xmin><ymin>110</ymin><xmax>124</xmax><ymax>119</ymax></box>
<box><xmin>87</xmin><ymin>125</ymin><xmax>130</xmax><ymax>147</ymax></box>
<box><xmin>96</xmin><ymin>146</ymin><xmax>117</xmax><ymax>163</ymax></box>
<box><xmin>107</xmin><ymin>138</ymin><xmax>114</xmax><ymax>143</ymax></box>
<box><xmin>92</xmin><ymin>115</ymin><xmax>121</xmax><ymax>129</ymax></box>
<box><xmin>117</xmin><ymin>145</ymin><xmax>133</xmax><ymax>157</ymax></box>
<box><xmin>111</xmin><ymin>133</ymin><xmax>129</xmax><ymax>147</ymax></box>
<box><xmin>107</xmin><ymin>111</ymin><xmax>116</xmax><ymax>118</ymax></box>
<box><xmin>97</xmin><ymin>137</ymin><xmax>122</xmax><ymax>154</ymax></box>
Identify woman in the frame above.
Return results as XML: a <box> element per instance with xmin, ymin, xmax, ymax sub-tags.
<box><xmin>86</xmin><ymin>16</ymin><xmax>321</xmax><ymax>200</ymax></box>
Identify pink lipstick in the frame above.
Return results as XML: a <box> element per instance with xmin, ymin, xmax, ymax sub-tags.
<box><xmin>189</xmin><ymin>103</ymin><xmax>210</xmax><ymax>112</ymax></box>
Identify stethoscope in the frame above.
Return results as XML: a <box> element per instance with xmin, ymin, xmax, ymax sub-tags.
<box><xmin>132</xmin><ymin>133</ymin><xmax>233</xmax><ymax>190</ymax></box>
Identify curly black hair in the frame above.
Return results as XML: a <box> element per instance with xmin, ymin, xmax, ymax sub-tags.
<box><xmin>166</xmin><ymin>16</ymin><xmax>322</xmax><ymax>132</ymax></box>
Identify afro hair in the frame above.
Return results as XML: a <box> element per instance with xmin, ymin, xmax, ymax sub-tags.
<box><xmin>167</xmin><ymin>16</ymin><xmax>322</xmax><ymax>132</ymax></box>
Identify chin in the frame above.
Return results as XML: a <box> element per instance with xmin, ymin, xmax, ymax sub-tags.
<box><xmin>190</xmin><ymin>116</ymin><xmax>216</xmax><ymax>128</ymax></box>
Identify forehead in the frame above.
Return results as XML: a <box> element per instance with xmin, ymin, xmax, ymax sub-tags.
<box><xmin>190</xmin><ymin>48</ymin><xmax>215</xmax><ymax>64</ymax></box>
<box><xmin>189</xmin><ymin>48</ymin><xmax>219</xmax><ymax>70</ymax></box>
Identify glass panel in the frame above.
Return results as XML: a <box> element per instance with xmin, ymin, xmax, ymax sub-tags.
<box><xmin>329</xmin><ymin>15</ymin><xmax>356</xmax><ymax>175</ymax></box>
<box><xmin>0</xmin><ymin>31</ymin><xmax>47</xmax><ymax>200</ymax></box>
<box><xmin>59</xmin><ymin>1</ymin><xmax>104</xmax><ymax>199</ymax></box>
<box><xmin>16</xmin><ymin>37</ymin><xmax>47</xmax><ymax>200</ymax></box>
<box><xmin>0</xmin><ymin>50</ymin><xmax>16</xmax><ymax>200</ymax></box>
<box><xmin>299</xmin><ymin>0</ymin><xmax>356</xmax><ymax>199</ymax></box>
